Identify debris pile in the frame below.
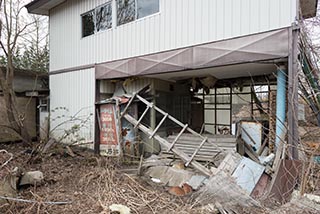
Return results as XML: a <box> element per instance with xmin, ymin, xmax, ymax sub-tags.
<box><xmin>94</xmin><ymin>90</ymin><xmax>320</xmax><ymax>212</ymax></box>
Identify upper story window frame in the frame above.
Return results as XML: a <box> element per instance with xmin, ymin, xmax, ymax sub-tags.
<box><xmin>81</xmin><ymin>1</ymin><xmax>113</xmax><ymax>38</ymax></box>
<box><xmin>117</xmin><ymin>0</ymin><xmax>161</xmax><ymax>26</ymax></box>
<box><xmin>81</xmin><ymin>0</ymin><xmax>161</xmax><ymax>38</ymax></box>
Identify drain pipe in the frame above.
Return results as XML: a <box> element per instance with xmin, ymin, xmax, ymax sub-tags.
<box><xmin>275</xmin><ymin>66</ymin><xmax>287</xmax><ymax>149</ymax></box>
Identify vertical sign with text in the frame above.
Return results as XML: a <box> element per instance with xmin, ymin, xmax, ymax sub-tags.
<box><xmin>100</xmin><ymin>104</ymin><xmax>120</xmax><ymax>156</ymax></box>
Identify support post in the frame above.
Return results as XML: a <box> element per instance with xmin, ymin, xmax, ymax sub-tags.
<box><xmin>275</xmin><ymin>66</ymin><xmax>287</xmax><ymax>149</ymax></box>
<box><xmin>94</xmin><ymin>79</ymin><xmax>101</xmax><ymax>154</ymax></box>
<box><xmin>288</xmin><ymin>26</ymin><xmax>299</xmax><ymax>159</ymax></box>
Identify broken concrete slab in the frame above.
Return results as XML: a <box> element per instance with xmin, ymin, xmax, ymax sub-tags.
<box><xmin>145</xmin><ymin>166</ymin><xmax>194</xmax><ymax>187</ymax></box>
<box><xmin>19</xmin><ymin>171</ymin><xmax>44</xmax><ymax>186</ymax></box>
<box><xmin>142</xmin><ymin>154</ymin><xmax>172</xmax><ymax>169</ymax></box>
<box><xmin>187</xmin><ymin>175</ymin><xmax>207</xmax><ymax>190</ymax></box>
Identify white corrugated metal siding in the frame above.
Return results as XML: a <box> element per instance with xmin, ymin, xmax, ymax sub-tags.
<box><xmin>50</xmin><ymin>68</ymin><xmax>95</xmax><ymax>145</ymax></box>
<box><xmin>49</xmin><ymin>0</ymin><xmax>296</xmax><ymax>71</ymax></box>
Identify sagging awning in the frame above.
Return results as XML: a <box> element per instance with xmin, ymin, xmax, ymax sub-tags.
<box><xmin>96</xmin><ymin>28</ymin><xmax>290</xmax><ymax>80</ymax></box>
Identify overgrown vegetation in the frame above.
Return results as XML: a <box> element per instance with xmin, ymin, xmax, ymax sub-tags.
<box><xmin>0</xmin><ymin>0</ymin><xmax>48</xmax><ymax>144</ymax></box>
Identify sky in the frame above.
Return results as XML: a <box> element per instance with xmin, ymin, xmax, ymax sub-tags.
<box><xmin>0</xmin><ymin>0</ymin><xmax>48</xmax><ymax>57</ymax></box>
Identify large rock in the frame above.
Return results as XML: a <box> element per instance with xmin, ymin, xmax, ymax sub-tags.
<box><xmin>19</xmin><ymin>171</ymin><xmax>44</xmax><ymax>186</ymax></box>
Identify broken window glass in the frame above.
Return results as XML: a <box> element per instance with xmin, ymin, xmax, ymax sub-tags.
<box><xmin>96</xmin><ymin>2</ymin><xmax>112</xmax><ymax>32</ymax></box>
<box><xmin>137</xmin><ymin>0</ymin><xmax>159</xmax><ymax>19</ymax></box>
<box><xmin>117</xmin><ymin>0</ymin><xmax>135</xmax><ymax>26</ymax></box>
<box><xmin>82</xmin><ymin>10</ymin><xmax>95</xmax><ymax>37</ymax></box>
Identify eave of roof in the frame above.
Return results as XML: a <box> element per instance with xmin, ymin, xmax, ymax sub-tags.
<box><xmin>25</xmin><ymin>0</ymin><xmax>66</xmax><ymax>15</ymax></box>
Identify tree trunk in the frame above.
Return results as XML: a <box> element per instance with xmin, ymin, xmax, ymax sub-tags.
<box><xmin>0</xmin><ymin>67</ymin><xmax>32</xmax><ymax>144</ymax></box>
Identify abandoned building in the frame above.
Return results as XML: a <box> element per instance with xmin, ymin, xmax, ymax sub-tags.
<box><xmin>0</xmin><ymin>67</ymin><xmax>49</xmax><ymax>142</ymax></box>
<box><xmin>24</xmin><ymin>0</ymin><xmax>320</xmax><ymax>204</ymax></box>
<box><xmin>26</xmin><ymin>0</ymin><xmax>319</xmax><ymax>178</ymax></box>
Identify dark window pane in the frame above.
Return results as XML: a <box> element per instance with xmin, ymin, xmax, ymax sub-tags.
<box><xmin>96</xmin><ymin>3</ymin><xmax>112</xmax><ymax>32</ymax></box>
<box><xmin>137</xmin><ymin>0</ymin><xmax>159</xmax><ymax>19</ymax></box>
<box><xmin>82</xmin><ymin>11</ymin><xmax>95</xmax><ymax>37</ymax></box>
<box><xmin>117</xmin><ymin>0</ymin><xmax>135</xmax><ymax>26</ymax></box>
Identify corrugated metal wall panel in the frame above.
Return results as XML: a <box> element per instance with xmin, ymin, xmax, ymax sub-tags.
<box><xmin>50</xmin><ymin>68</ymin><xmax>95</xmax><ymax>144</ymax></box>
<box><xmin>50</xmin><ymin>0</ymin><xmax>296</xmax><ymax>71</ymax></box>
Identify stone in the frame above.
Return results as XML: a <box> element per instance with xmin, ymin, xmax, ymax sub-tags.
<box><xmin>19</xmin><ymin>171</ymin><xmax>44</xmax><ymax>186</ymax></box>
<box><xmin>109</xmin><ymin>204</ymin><xmax>131</xmax><ymax>214</ymax></box>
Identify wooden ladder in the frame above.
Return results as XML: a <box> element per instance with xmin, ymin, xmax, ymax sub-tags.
<box><xmin>121</xmin><ymin>93</ymin><xmax>223</xmax><ymax>176</ymax></box>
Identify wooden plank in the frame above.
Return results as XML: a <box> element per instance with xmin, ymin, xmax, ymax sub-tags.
<box><xmin>173</xmin><ymin>147</ymin><xmax>233</xmax><ymax>154</ymax></box>
<box><xmin>134</xmin><ymin>106</ymin><xmax>150</xmax><ymax>129</ymax></box>
<box><xmin>257</xmin><ymin>137</ymin><xmax>268</xmax><ymax>156</ymax></box>
<box><xmin>167</xmin><ymin>135</ymin><xmax>237</xmax><ymax>143</ymax></box>
<box><xmin>171</xmin><ymin>142</ymin><xmax>236</xmax><ymax>148</ymax></box>
<box><xmin>186</xmin><ymin>137</ymin><xmax>208</xmax><ymax>166</ymax></box>
<box><xmin>236</xmin><ymin>137</ymin><xmax>245</xmax><ymax>156</ymax></box>
<box><xmin>120</xmin><ymin>93</ymin><xmax>136</xmax><ymax>117</ymax></box>
<box><xmin>167</xmin><ymin>124</ymin><xmax>188</xmax><ymax>152</ymax></box>
<box><xmin>149</xmin><ymin>113</ymin><xmax>168</xmax><ymax>139</ymax></box>
<box><xmin>161</xmin><ymin>153</ymin><xmax>220</xmax><ymax>162</ymax></box>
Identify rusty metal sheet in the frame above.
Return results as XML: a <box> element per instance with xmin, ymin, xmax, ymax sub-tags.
<box><xmin>251</xmin><ymin>173</ymin><xmax>271</xmax><ymax>199</ymax></box>
<box><xmin>268</xmin><ymin>160</ymin><xmax>302</xmax><ymax>204</ymax></box>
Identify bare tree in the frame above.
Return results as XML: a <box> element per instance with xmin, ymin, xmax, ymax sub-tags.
<box><xmin>0</xmin><ymin>0</ymin><xmax>34</xmax><ymax>144</ymax></box>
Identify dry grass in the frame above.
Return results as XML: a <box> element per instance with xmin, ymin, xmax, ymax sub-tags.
<box><xmin>0</xmin><ymin>142</ymin><xmax>205</xmax><ymax>214</ymax></box>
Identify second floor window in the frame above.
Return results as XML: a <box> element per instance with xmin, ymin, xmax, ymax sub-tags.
<box><xmin>82</xmin><ymin>2</ymin><xmax>112</xmax><ymax>38</ymax></box>
<box><xmin>117</xmin><ymin>0</ymin><xmax>159</xmax><ymax>26</ymax></box>
<box><xmin>96</xmin><ymin>3</ymin><xmax>113</xmax><ymax>32</ymax></box>
<box><xmin>82</xmin><ymin>10</ymin><xmax>95</xmax><ymax>37</ymax></box>
<box><xmin>81</xmin><ymin>0</ymin><xmax>160</xmax><ymax>37</ymax></box>
<box><xmin>117</xmin><ymin>0</ymin><xmax>135</xmax><ymax>26</ymax></box>
<box><xmin>137</xmin><ymin>0</ymin><xmax>159</xmax><ymax>19</ymax></box>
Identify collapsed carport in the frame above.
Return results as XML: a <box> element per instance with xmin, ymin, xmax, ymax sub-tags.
<box><xmin>94</xmin><ymin>27</ymin><xmax>298</xmax><ymax>158</ymax></box>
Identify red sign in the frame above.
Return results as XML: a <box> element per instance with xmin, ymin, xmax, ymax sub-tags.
<box><xmin>100</xmin><ymin>104</ymin><xmax>118</xmax><ymax>145</ymax></box>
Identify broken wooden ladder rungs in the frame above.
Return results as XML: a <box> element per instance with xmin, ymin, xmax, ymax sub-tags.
<box><xmin>134</xmin><ymin>105</ymin><xmax>151</xmax><ymax>129</ymax></box>
<box><xmin>149</xmin><ymin>113</ymin><xmax>168</xmax><ymax>139</ymax></box>
<box><xmin>186</xmin><ymin>137</ymin><xmax>208</xmax><ymax>166</ymax></box>
<box><xmin>167</xmin><ymin>124</ymin><xmax>188</xmax><ymax>152</ymax></box>
<box><xmin>120</xmin><ymin>93</ymin><xmax>225</xmax><ymax>176</ymax></box>
<box><xmin>123</xmin><ymin>113</ymin><xmax>213</xmax><ymax>176</ymax></box>
<box><xmin>121</xmin><ymin>93</ymin><xmax>137</xmax><ymax>118</ymax></box>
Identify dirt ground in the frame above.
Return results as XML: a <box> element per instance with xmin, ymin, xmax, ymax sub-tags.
<box><xmin>0</xmin><ymin>142</ymin><xmax>200</xmax><ymax>214</ymax></box>
<box><xmin>0</xmin><ymin>142</ymin><xmax>319</xmax><ymax>214</ymax></box>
